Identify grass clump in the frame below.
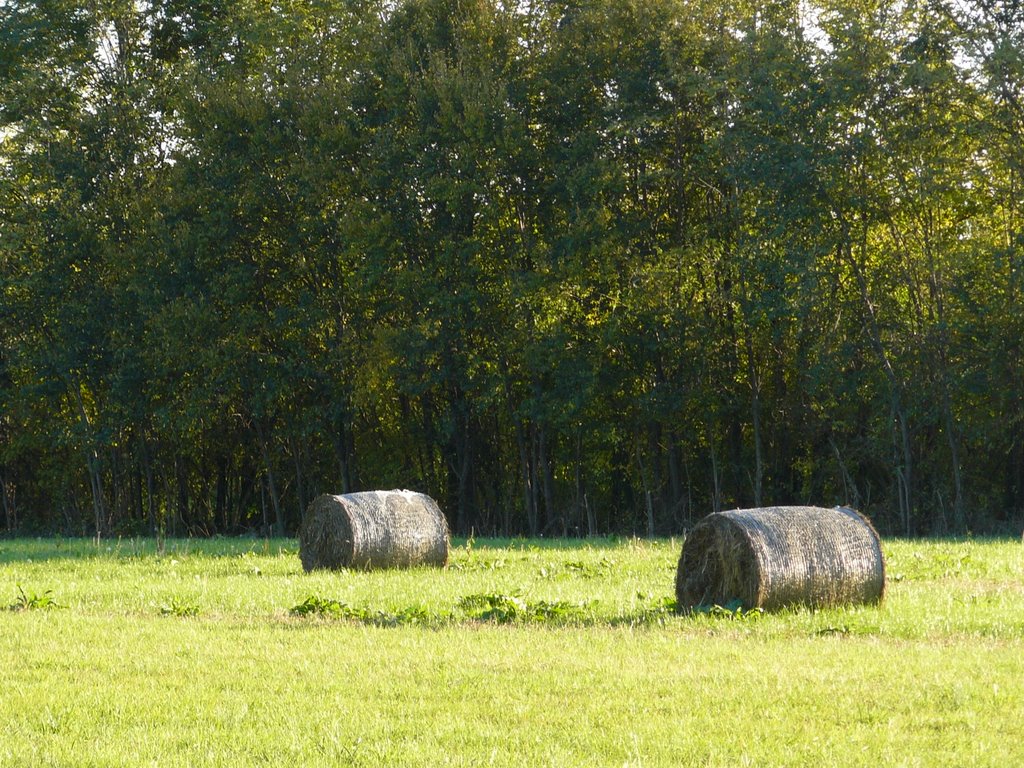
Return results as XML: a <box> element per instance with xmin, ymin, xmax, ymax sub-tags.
<box><xmin>290</xmin><ymin>594</ymin><xmax>352</xmax><ymax>618</ymax></box>
<box><xmin>289</xmin><ymin>591</ymin><xmax>590</xmax><ymax>626</ymax></box>
<box><xmin>688</xmin><ymin>599</ymin><xmax>765</xmax><ymax>619</ymax></box>
<box><xmin>537</xmin><ymin>557</ymin><xmax>616</xmax><ymax>580</ymax></box>
<box><xmin>457</xmin><ymin>592</ymin><xmax>589</xmax><ymax>624</ymax></box>
<box><xmin>290</xmin><ymin>595</ymin><xmax>435</xmax><ymax>626</ymax></box>
<box><xmin>9</xmin><ymin>585</ymin><xmax>59</xmax><ymax>611</ymax></box>
<box><xmin>622</xmin><ymin>595</ymin><xmax>678</xmax><ymax>626</ymax></box>
<box><xmin>158</xmin><ymin>598</ymin><xmax>200</xmax><ymax>617</ymax></box>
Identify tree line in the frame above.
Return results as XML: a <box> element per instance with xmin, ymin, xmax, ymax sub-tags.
<box><xmin>1</xmin><ymin>0</ymin><xmax>1022</xmax><ymax>537</ymax></box>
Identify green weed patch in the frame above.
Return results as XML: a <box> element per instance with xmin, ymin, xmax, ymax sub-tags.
<box><xmin>8</xmin><ymin>585</ymin><xmax>59</xmax><ymax>612</ymax></box>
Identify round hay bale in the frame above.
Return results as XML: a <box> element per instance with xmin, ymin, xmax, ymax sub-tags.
<box><xmin>675</xmin><ymin>506</ymin><xmax>885</xmax><ymax>612</ymax></box>
<box><xmin>299</xmin><ymin>490</ymin><xmax>450</xmax><ymax>571</ymax></box>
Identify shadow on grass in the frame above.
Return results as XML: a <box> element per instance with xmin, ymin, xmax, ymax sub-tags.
<box><xmin>452</xmin><ymin>536</ymin><xmax>642</xmax><ymax>551</ymax></box>
<box><xmin>0</xmin><ymin>535</ymin><xmax>668</xmax><ymax>564</ymax></box>
<box><xmin>0</xmin><ymin>536</ymin><xmax>297</xmax><ymax>564</ymax></box>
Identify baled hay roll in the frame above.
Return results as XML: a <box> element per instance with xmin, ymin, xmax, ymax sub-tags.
<box><xmin>675</xmin><ymin>506</ymin><xmax>885</xmax><ymax>612</ymax></box>
<box><xmin>299</xmin><ymin>490</ymin><xmax>450</xmax><ymax>571</ymax></box>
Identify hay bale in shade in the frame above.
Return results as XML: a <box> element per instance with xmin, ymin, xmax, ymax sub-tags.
<box><xmin>675</xmin><ymin>506</ymin><xmax>885</xmax><ymax>612</ymax></box>
<box><xmin>299</xmin><ymin>490</ymin><xmax>450</xmax><ymax>571</ymax></box>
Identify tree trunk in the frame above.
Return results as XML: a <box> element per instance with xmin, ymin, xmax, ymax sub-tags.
<box><xmin>745</xmin><ymin>331</ymin><xmax>765</xmax><ymax>508</ymax></box>
<box><xmin>500</xmin><ymin>360</ymin><xmax>539</xmax><ymax>536</ymax></box>
<box><xmin>538</xmin><ymin>424</ymin><xmax>559</xmax><ymax>535</ymax></box>
<box><xmin>161</xmin><ymin>471</ymin><xmax>174</xmax><ymax>537</ymax></box>
<box><xmin>647</xmin><ymin>422</ymin><xmax>665</xmax><ymax>525</ymax></box>
<box><xmin>708</xmin><ymin>425</ymin><xmax>723</xmax><ymax>514</ymax></box>
<box><xmin>132</xmin><ymin>460</ymin><xmax>144</xmax><ymax>529</ymax></box>
<box><xmin>666</xmin><ymin>429</ymin><xmax>684</xmax><ymax>524</ymax></box>
<box><xmin>575</xmin><ymin>427</ymin><xmax>586</xmax><ymax>536</ymax></box>
<box><xmin>929</xmin><ymin>263</ymin><xmax>965</xmax><ymax>531</ymax></box>
<box><xmin>71</xmin><ymin>382</ymin><xmax>106</xmax><ymax>539</ymax></box>
<box><xmin>528</xmin><ymin>421</ymin><xmax>544</xmax><ymax>536</ymax></box>
<box><xmin>507</xmin><ymin>400</ymin><xmax>536</xmax><ymax>536</ymax></box>
<box><xmin>329</xmin><ymin>412</ymin><xmax>353</xmax><ymax>493</ymax></box>
<box><xmin>942</xmin><ymin>388</ymin><xmax>965</xmax><ymax>531</ymax></box>
<box><xmin>141</xmin><ymin>438</ymin><xmax>156</xmax><ymax>535</ymax></box>
<box><xmin>453</xmin><ymin>424</ymin><xmax>473</xmax><ymax>534</ymax></box>
<box><xmin>893</xmin><ymin>393</ymin><xmax>913</xmax><ymax>535</ymax></box>
<box><xmin>829</xmin><ymin>435</ymin><xmax>861</xmax><ymax>509</ymax></box>
<box><xmin>215</xmin><ymin>457</ymin><xmax>229</xmax><ymax>533</ymax></box>
<box><xmin>254</xmin><ymin>421</ymin><xmax>284</xmax><ymax>536</ymax></box>
<box><xmin>175</xmin><ymin>454</ymin><xmax>189</xmax><ymax>535</ymax></box>
<box><xmin>845</xmin><ymin>235</ymin><xmax>914</xmax><ymax>533</ymax></box>
<box><xmin>260</xmin><ymin>474</ymin><xmax>269</xmax><ymax>534</ymax></box>
<box><xmin>635</xmin><ymin>434</ymin><xmax>655</xmax><ymax>538</ymax></box>
<box><xmin>290</xmin><ymin>436</ymin><xmax>306</xmax><ymax>524</ymax></box>
<box><xmin>585</xmin><ymin>493</ymin><xmax>597</xmax><ymax>538</ymax></box>
<box><xmin>1</xmin><ymin>472</ymin><xmax>13</xmax><ymax>532</ymax></box>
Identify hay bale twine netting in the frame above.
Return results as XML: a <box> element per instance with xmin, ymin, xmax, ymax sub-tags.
<box><xmin>675</xmin><ymin>506</ymin><xmax>885</xmax><ymax>612</ymax></box>
<box><xmin>299</xmin><ymin>490</ymin><xmax>450</xmax><ymax>571</ymax></box>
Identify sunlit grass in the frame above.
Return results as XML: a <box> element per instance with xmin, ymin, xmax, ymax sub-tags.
<box><xmin>1</xmin><ymin>536</ymin><xmax>1022</xmax><ymax>766</ymax></box>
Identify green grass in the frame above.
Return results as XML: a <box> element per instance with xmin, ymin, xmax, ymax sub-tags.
<box><xmin>1</xmin><ymin>536</ymin><xmax>1022</xmax><ymax>766</ymax></box>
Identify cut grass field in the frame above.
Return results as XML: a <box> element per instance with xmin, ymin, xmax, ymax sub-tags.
<box><xmin>1</xmin><ymin>536</ymin><xmax>1022</xmax><ymax>766</ymax></box>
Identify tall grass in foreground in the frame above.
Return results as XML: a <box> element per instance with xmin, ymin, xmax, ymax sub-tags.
<box><xmin>1</xmin><ymin>537</ymin><xmax>1022</xmax><ymax>766</ymax></box>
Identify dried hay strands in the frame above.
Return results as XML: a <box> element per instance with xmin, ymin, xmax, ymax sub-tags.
<box><xmin>299</xmin><ymin>490</ymin><xmax>450</xmax><ymax>571</ymax></box>
<box><xmin>675</xmin><ymin>506</ymin><xmax>885</xmax><ymax>612</ymax></box>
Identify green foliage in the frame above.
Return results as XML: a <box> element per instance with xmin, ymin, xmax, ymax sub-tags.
<box><xmin>290</xmin><ymin>595</ymin><xmax>436</xmax><ymax>626</ymax></box>
<box><xmin>290</xmin><ymin>594</ymin><xmax>352</xmax><ymax>618</ymax></box>
<box><xmin>456</xmin><ymin>592</ymin><xmax>526</xmax><ymax>622</ymax></box>
<box><xmin>3</xmin><ymin>0</ymin><xmax>1024</xmax><ymax>539</ymax></box>
<box><xmin>563</xmin><ymin>557</ymin><xmax>616</xmax><ymax>578</ymax></box>
<box><xmin>8</xmin><ymin>585</ymin><xmax>58</xmax><ymax>611</ymax></box>
<box><xmin>448</xmin><ymin>557</ymin><xmax>508</xmax><ymax>572</ymax></box>
<box><xmin>536</xmin><ymin>556</ymin><xmax>616</xmax><ymax>580</ymax></box>
<box><xmin>689</xmin><ymin>599</ymin><xmax>765</xmax><ymax>620</ymax></box>
<box><xmin>448</xmin><ymin>537</ymin><xmax>509</xmax><ymax>571</ymax></box>
<box><xmin>158</xmin><ymin>598</ymin><xmax>200</xmax><ymax>617</ymax></box>
<box><xmin>457</xmin><ymin>592</ymin><xmax>589</xmax><ymax>624</ymax></box>
<box><xmin>617</xmin><ymin>594</ymin><xmax>678</xmax><ymax>627</ymax></box>
<box><xmin>288</xmin><ymin>590</ymin><xmax>587</xmax><ymax>625</ymax></box>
